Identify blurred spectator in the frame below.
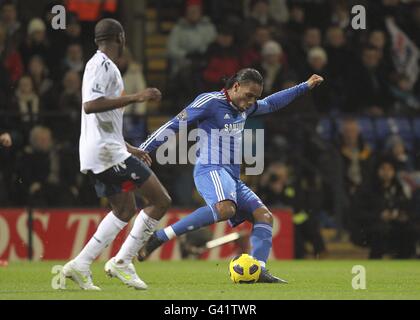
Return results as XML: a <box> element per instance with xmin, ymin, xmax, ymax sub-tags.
<box><xmin>63</xmin><ymin>13</ymin><xmax>83</xmax><ymax>45</ymax></box>
<box><xmin>338</xmin><ymin>118</ymin><xmax>375</xmax><ymax>236</ymax></box>
<box><xmin>27</xmin><ymin>55</ymin><xmax>54</xmax><ymax>105</ymax></box>
<box><xmin>243</xmin><ymin>0</ymin><xmax>289</xmax><ymax>24</ymax></box>
<box><xmin>45</xmin><ymin>10</ymin><xmax>83</xmax><ymax>73</ymax></box>
<box><xmin>366</xmin><ymin>158</ymin><xmax>416</xmax><ymax>259</ymax></box>
<box><xmin>0</xmin><ymin>1</ymin><xmax>23</xmax><ymax>49</ymax></box>
<box><xmin>240</xmin><ymin>25</ymin><xmax>272</xmax><ymax>68</ymax></box>
<box><xmin>324</xmin><ymin>26</ymin><xmax>355</xmax><ymax>110</ymax></box>
<box><xmin>10</xmin><ymin>75</ymin><xmax>40</xmax><ymax>135</ymax></box>
<box><xmin>47</xmin><ymin>70</ymin><xmax>82</xmax><ymax>144</ymax></box>
<box><xmin>283</xmin><ymin>4</ymin><xmax>306</xmax><ymax>47</ymax></box>
<box><xmin>118</xmin><ymin>48</ymin><xmax>147</xmax><ymax>116</ymax></box>
<box><xmin>20</xmin><ymin>18</ymin><xmax>51</xmax><ymax>69</ymax></box>
<box><xmin>15</xmin><ymin>126</ymin><xmax>80</xmax><ymax>207</ymax></box>
<box><xmin>242</xmin><ymin>0</ymin><xmax>281</xmax><ymax>43</ymax></box>
<box><xmin>346</xmin><ymin>45</ymin><xmax>393</xmax><ymax>115</ymax></box>
<box><xmin>288</xmin><ymin>27</ymin><xmax>322</xmax><ymax>75</ymax></box>
<box><xmin>167</xmin><ymin>0</ymin><xmax>216</xmax><ymax>75</ymax></box>
<box><xmin>339</xmin><ymin>118</ymin><xmax>375</xmax><ymax>198</ymax></box>
<box><xmin>0</xmin><ymin>23</ymin><xmax>23</xmax><ymax>84</ymax></box>
<box><xmin>258</xmin><ymin>162</ymin><xmax>326</xmax><ymax>259</ymax></box>
<box><xmin>118</xmin><ymin>48</ymin><xmax>148</xmax><ymax>146</ymax></box>
<box><xmin>330</xmin><ymin>1</ymin><xmax>351</xmax><ymax>30</ymax></box>
<box><xmin>303</xmin><ymin>47</ymin><xmax>333</xmax><ymax>113</ymax></box>
<box><xmin>367</xmin><ymin>29</ymin><xmax>394</xmax><ymax>75</ymax></box>
<box><xmin>202</xmin><ymin>25</ymin><xmax>240</xmax><ymax>91</ymax></box>
<box><xmin>384</xmin><ymin>135</ymin><xmax>415</xmax><ymax>173</ymax></box>
<box><xmin>254</xmin><ymin>40</ymin><xmax>288</xmax><ymax>95</ymax></box>
<box><xmin>389</xmin><ymin>73</ymin><xmax>420</xmax><ymax>115</ymax></box>
<box><xmin>59</xmin><ymin>42</ymin><xmax>84</xmax><ymax>79</ymax></box>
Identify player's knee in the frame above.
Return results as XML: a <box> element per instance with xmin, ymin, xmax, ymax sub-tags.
<box><xmin>254</xmin><ymin>209</ymin><xmax>273</xmax><ymax>226</ymax></box>
<box><xmin>115</xmin><ymin>208</ymin><xmax>137</xmax><ymax>222</ymax></box>
<box><xmin>215</xmin><ymin>201</ymin><xmax>236</xmax><ymax>221</ymax></box>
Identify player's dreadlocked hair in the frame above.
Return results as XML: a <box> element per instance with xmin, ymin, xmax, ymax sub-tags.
<box><xmin>94</xmin><ymin>18</ymin><xmax>124</xmax><ymax>44</ymax></box>
<box><xmin>224</xmin><ymin>68</ymin><xmax>263</xmax><ymax>89</ymax></box>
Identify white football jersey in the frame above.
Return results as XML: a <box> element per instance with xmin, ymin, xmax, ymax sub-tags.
<box><xmin>79</xmin><ymin>50</ymin><xmax>130</xmax><ymax>174</ymax></box>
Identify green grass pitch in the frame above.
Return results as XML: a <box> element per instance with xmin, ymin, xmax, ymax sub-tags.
<box><xmin>0</xmin><ymin>260</ymin><xmax>419</xmax><ymax>300</ymax></box>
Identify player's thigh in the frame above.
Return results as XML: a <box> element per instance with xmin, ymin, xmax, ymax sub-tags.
<box><xmin>194</xmin><ymin>169</ymin><xmax>237</xmax><ymax>219</ymax></box>
<box><xmin>137</xmin><ymin>171</ymin><xmax>171</xmax><ymax>209</ymax></box>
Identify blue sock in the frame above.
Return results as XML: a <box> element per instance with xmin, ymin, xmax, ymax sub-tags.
<box><xmin>250</xmin><ymin>223</ymin><xmax>273</xmax><ymax>268</ymax></box>
<box><xmin>155</xmin><ymin>206</ymin><xmax>218</xmax><ymax>242</ymax></box>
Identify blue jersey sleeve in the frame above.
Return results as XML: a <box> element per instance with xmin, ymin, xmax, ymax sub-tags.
<box><xmin>139</xmin><ymin>93</ymin><xmax>213</xmax><ymax>152</ymax></box>
<box><xmin>248</xmin><ymin>82</ymin><xmax>310</xmax><ymax>117</ymax></box>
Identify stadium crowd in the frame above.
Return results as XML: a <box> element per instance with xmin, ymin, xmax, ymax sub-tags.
<box><xmin>0</xmin><ymin>0</ymin><xmax>420</xmax><ymax>259</ymax></box>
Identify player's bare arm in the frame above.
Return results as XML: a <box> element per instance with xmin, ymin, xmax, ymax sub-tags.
<box><xmin>83</xmin><ymin>88</ymin><xmax>162</xmax><ymax>114</ymax></box>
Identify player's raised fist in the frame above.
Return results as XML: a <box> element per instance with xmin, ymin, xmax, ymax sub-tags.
<box><xmin>136</xmin><ymin>88</ymin><xmax>162</xmax><ymax>102</ymax></box>
<box><xmin>306</xmin><ymin>74</ymin><xmax>324</xmax><ymax>89</ymax></box>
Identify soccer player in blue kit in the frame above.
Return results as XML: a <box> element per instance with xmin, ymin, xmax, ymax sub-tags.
<box><xmin>137</xmin><ymin>69</ymin><xmax>323</xmax><ymax>282</ymax></box>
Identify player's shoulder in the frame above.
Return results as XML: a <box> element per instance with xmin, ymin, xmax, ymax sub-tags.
<box><xmin>188</xmin><ymin>91</ymin><xmax>226</xmax><ymax>109</ymax></box>
<box><xmin>85</xmin><ymin>51</ymin><xmax>117</xmax><ymax>75</ymax></box>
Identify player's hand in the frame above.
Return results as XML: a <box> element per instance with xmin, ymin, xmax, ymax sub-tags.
<box><xmin>306</xmin><ymin>74</ymin><xmax>324</xmax><ymax>89</ymax></box>
<box><xmin>129</xmin><ymin>147</ymin><xmax>152</xmax><ymax>167</ymax></box>
<box><xmin>0</xmin><ymin>133</ymin><xmax>12</xmax><ymax>147</ymax></box>
<box><xmin>135</xmin><ymin>88</ymin><xmax>162</xmax><ymax>103</ymax></box>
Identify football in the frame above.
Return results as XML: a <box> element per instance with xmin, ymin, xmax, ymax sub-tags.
<box><xmin>229</xmin><ymin>254</ymin><xmax>261</xmax><ymax>284</ymax></box>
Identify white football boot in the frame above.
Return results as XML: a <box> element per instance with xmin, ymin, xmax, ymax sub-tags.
<box><xmin>104</xmin><ymin>258</ymin><xmax>148</xmax><ymax>290</ymax></box>
<box><xmin>62</xmin><ymin>260</ymin><xmax>101</xmax><ymax>291</ymax></box>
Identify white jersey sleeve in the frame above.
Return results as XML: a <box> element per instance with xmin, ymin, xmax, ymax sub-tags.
<box><xmin>83</xmin><ymin>58</ymin><xmax>115</xmax><ymax>104</ymax></box>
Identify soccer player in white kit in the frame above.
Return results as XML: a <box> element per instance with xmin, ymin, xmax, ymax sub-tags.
<box><xmin>62</xmin><ymin>19</ymin><xmax>172</xmax><ymax>290</ymax></box>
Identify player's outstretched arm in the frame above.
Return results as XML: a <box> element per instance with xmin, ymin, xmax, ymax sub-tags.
<box><xmin>83</xmin><ymin>88</ymin><xmax>162</xmax><ymax>114</ymax></box>
<box><xmin>139</xmin><ymin>93</ymin><xmax>212</xmax><ymax>153</ymax></box>
<box><xmin>251</xmin><ymin>74</ymin><xmax>324</xmax><ymax>117</ymax></box>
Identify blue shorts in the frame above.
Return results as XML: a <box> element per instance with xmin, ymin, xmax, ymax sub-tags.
<box><xmin>88</xmin><ymin>156</ymin><xmax>152</xmax><ymax>198</ymax></box>
<box><xmin>194</xmin><ymin>168</ymin><xmax>265</xmax><ymax>227</ymax></box>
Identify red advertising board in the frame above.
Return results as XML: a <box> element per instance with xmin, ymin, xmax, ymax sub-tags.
<box><xmin>0</xmin><ymin>208</ymin><xmax>293</xmax><ymax>261</ymax></box>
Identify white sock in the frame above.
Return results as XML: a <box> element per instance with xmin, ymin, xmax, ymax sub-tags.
<box><xmin>163</xmin><ymin>226</ymin><xmax>177</xmax><ymax>240</ymax></box>
<box><xmin>73</xmin><ymin>211</ymin><xmax>127</xmax><ymax>271</ymax></box>
<box><xmin>115</xmin><ymin>210</ymin><xmax>159</xmax><ymax>265</ymax></box>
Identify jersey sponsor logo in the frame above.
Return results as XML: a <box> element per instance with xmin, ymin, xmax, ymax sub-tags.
<box><xmin>224</xmin><ymin>122</ymin><xmax>245</xmax><ymax>132</ymax></box>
